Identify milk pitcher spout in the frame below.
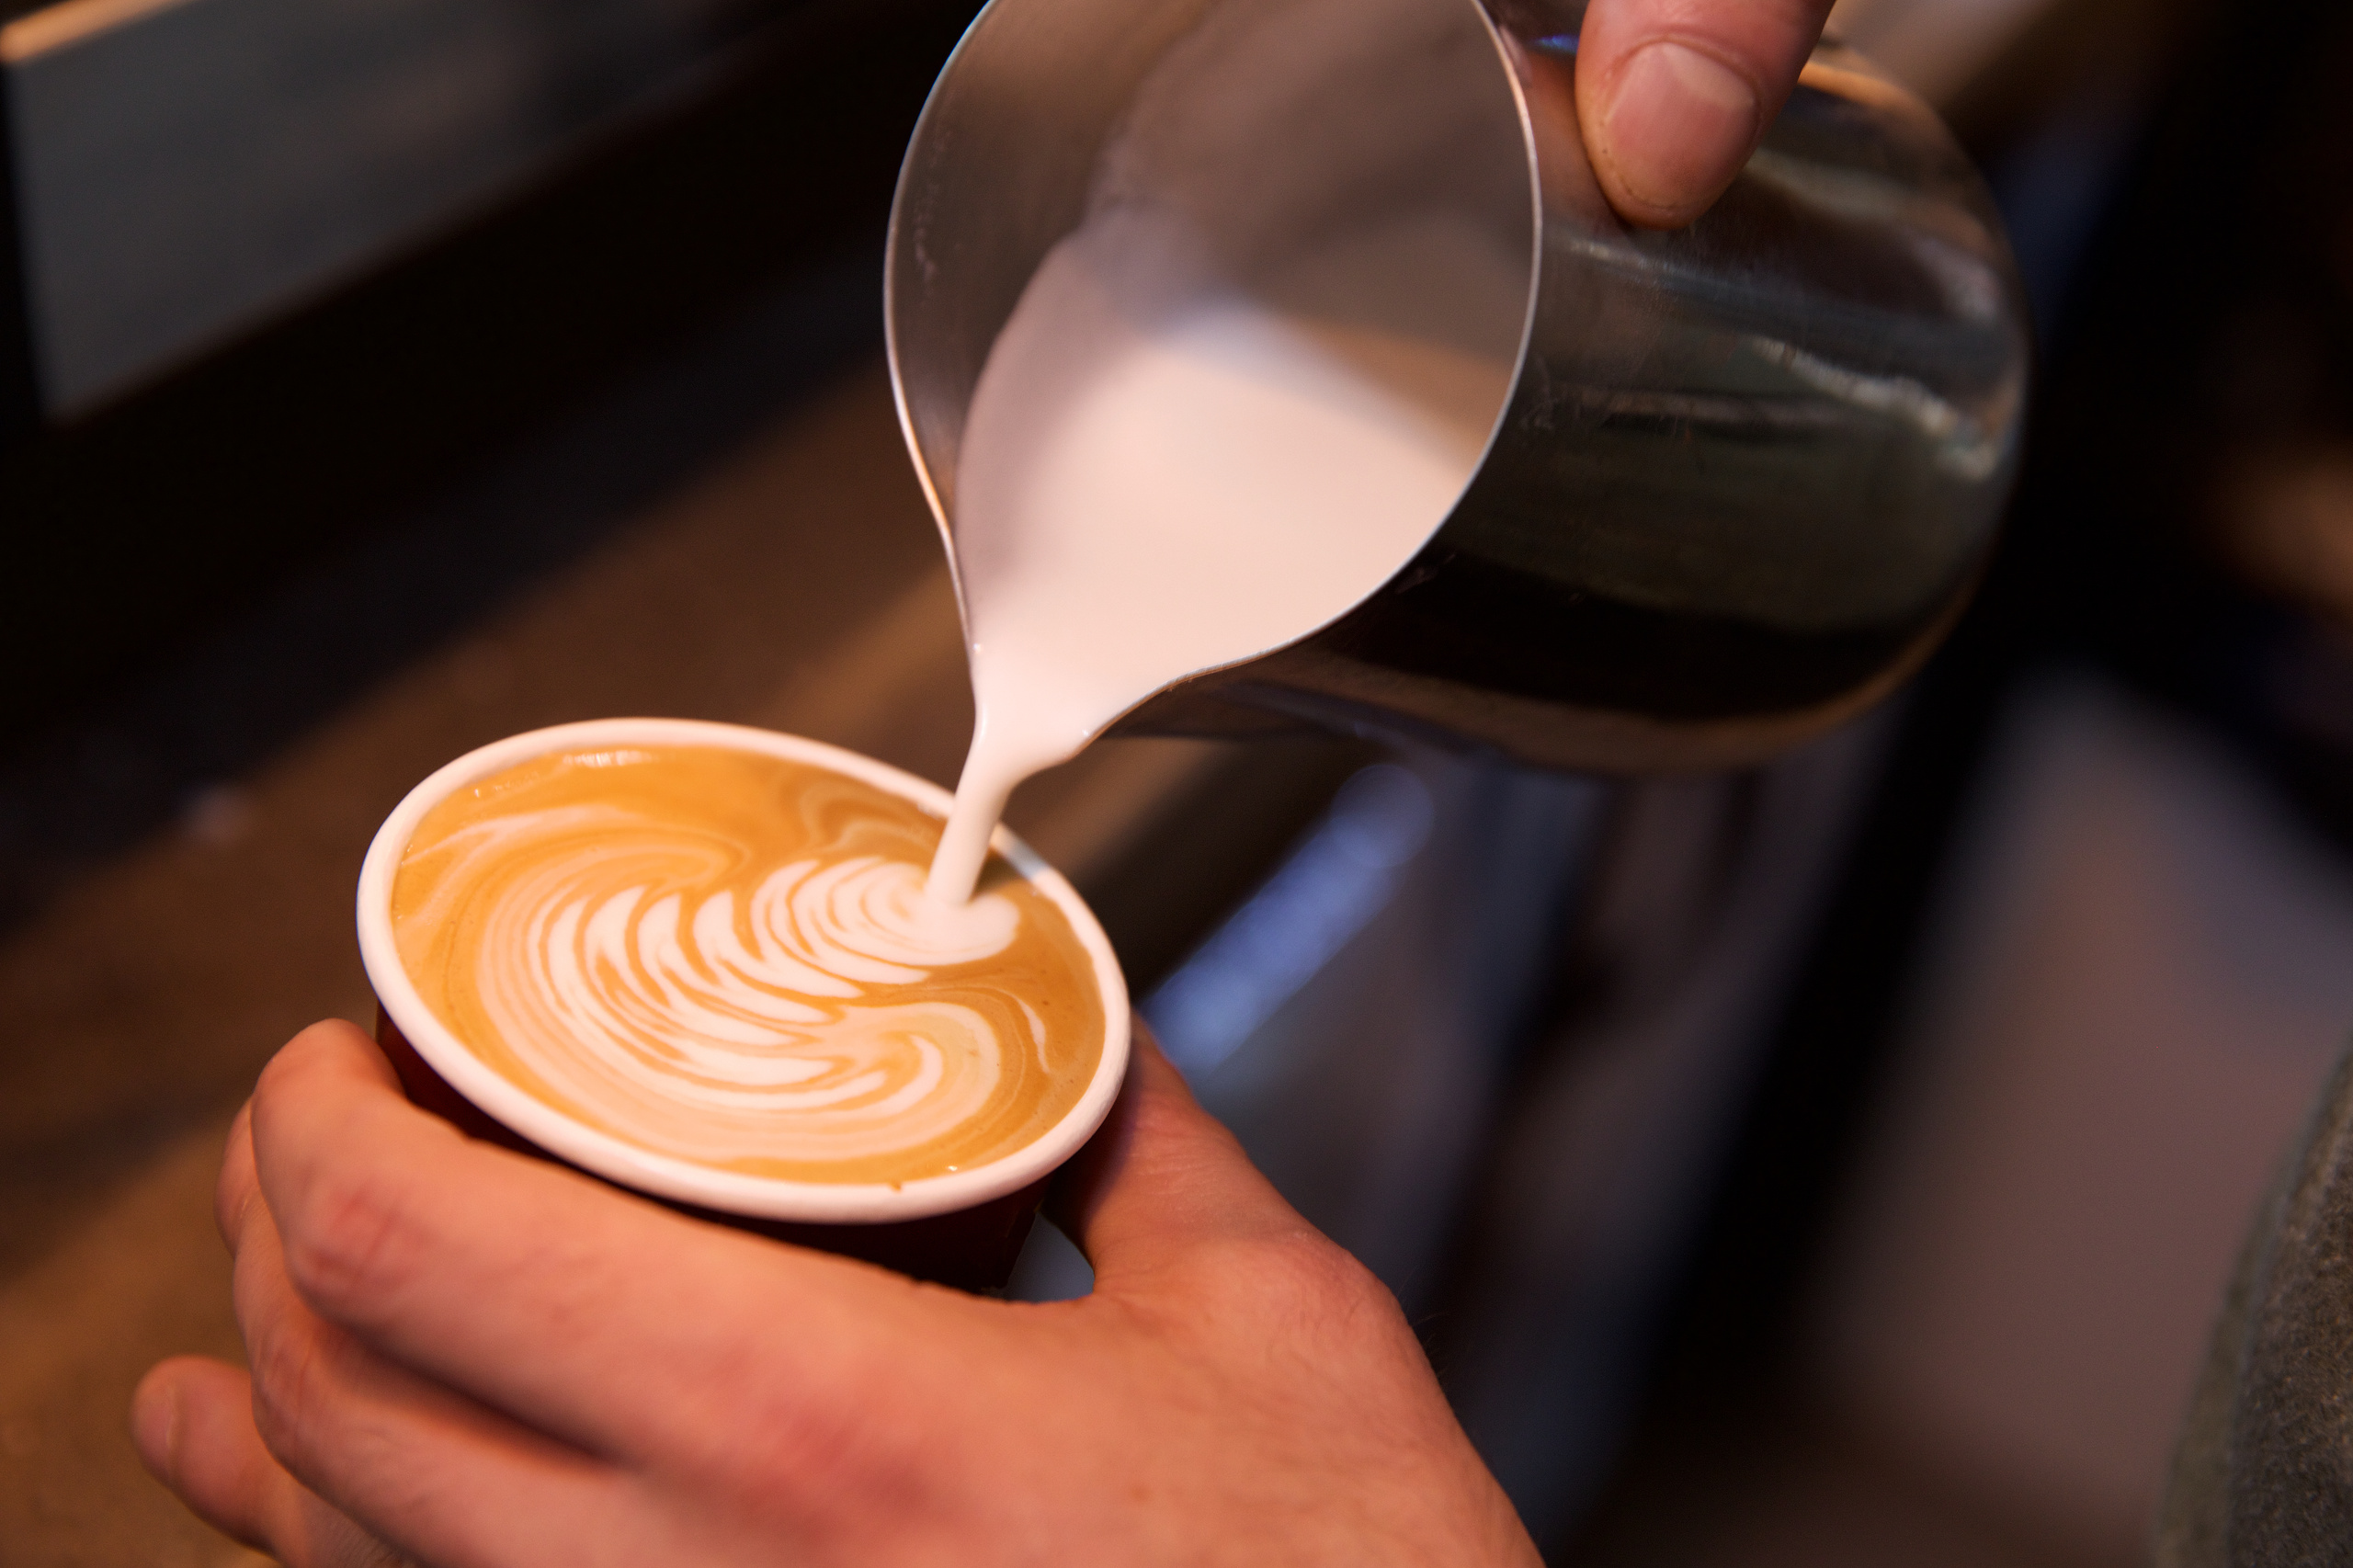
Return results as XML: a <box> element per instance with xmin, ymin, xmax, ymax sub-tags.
<box><xmin>885</xmin><ymin>0</ymin><xmax>2029</xmax><ymax>774</ymax></box>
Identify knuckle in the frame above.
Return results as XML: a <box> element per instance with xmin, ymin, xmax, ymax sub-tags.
<box><xmin>245</xmin><ymin>1305</ymin><xmax>333</xmax><ymax>1467</ymax></box>
<box><xmin>692</xmin><ymin>1364</ymin><xmax>931</xmax><ymax>1532</ymax></box>
<box><xmin>1211</xmin><ymin>1228</ymin><xmax>1396</xmax><ymax>1328</ymax></box>
<box><xmin>278</xmin><ymin>1161</ymin><xmax>417</xmax><ymax>1319</ymax></box>
<box><xmin>1280</xmin><ymin>1234</ymin><xmax>1391</xmax><ymax>1319</ymax></box>
<box><xmin>253</xmin><ymin>1040</ymin><xmax>313</xmax><ymax>1107</ymax></box>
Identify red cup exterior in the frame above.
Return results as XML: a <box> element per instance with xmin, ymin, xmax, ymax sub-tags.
<box><xmin>374</xmin><ymin>1007</ymin><xmax>1047</xmax><ymax>1293</ymax></box>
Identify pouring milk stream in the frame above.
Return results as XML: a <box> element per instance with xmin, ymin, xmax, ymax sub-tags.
<box><xmin>923</xmin><ymin>204</ymin><xmax>1524</xmax><ymax>904</ymax></box>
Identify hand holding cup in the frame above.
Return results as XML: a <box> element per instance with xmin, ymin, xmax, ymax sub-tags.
<box><xmin>131</xmin><ymin>1021</ymin><xmax>1540</xmax><ymax>1566</ymax></box>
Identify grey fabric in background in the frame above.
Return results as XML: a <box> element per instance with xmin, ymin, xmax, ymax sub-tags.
<box><xmin>2161</xmin><ymin>1042</ymin><xmax>2353</xmax><ymax>1566</ymax></box>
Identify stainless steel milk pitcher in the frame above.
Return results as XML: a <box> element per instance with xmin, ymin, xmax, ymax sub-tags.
<box><xmin>885</xmin><ymin>0</ymin><xmax>2029</xmax><ymax>773</ymax></box>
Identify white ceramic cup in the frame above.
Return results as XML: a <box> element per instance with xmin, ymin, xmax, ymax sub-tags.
<box><xmin>356</xmin><ymin>717</ymin><xmax>1131</xmax><ymax>1284</ymax></box>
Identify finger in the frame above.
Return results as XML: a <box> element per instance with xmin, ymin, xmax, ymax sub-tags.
<box><xmin>1046</xmin><ymin>1025</ymin><xmax>1317</xmax><ymax>1289</ymax></box>
<box><xmin>133</xmin><ymin>1358</ymin><xmax>284</xmax><ymax>1553</ymax></box>
<box><xmin>132</xmin><ymin>1358</ymin><xmax>411</xmax><ymax>1567</ymax></box>
<box><xmin>225</xmin><ymin>1168</ymin><xmax>640</xmax><ymax>1566</ymax></box>
<box><xmin>1577</xmin><ymin>0</ymin><xmax>1835</xmax><ymax>227</ymax></box>
<box><xmin>216</xmin><ymin>1099</ymin><xmax>256</xmax><ymax>1251</ymax></box>
<box><xmin>247</xmin><ymin>1019</ymin><xmax>935</xmax><ymax>1464</ymax></box>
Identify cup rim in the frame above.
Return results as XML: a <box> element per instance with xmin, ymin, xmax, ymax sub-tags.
<box><xmin>356</xmin><ymin>717</ymin><xmax>1131</xmax><ymax>1223</ymax></box>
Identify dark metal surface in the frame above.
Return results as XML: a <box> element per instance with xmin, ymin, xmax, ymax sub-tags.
<box><xmin>0</xmin><ymin>61</ymin><xmax>38</xmax><ymax>449</ymax></box>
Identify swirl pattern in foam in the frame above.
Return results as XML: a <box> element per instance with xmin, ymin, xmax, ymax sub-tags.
<box><xmin>391</xmin><ymin>745</ymin><xmax>1106</xmax><ymax>1184</ymax></box>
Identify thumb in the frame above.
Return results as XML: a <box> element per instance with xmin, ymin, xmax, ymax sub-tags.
<box><xmin>1044</xmin><ymin>1024</ymin><xmax>1313</xmax><ymax>1288</ymax></box>
<box><xmin>1577</xmin><ymin>0</ymin><xmax>1836</xmax><ymax>228</ymax></box>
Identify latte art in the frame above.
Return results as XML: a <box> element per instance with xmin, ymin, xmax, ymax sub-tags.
<box><xmin>391</xmin><ymin>746</ymin><xmax>1106</xmax><ymax>1184</ymax></box>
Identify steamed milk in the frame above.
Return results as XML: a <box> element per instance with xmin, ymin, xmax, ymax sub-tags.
<box><xmin>392</xmin><ymin>746</ymin><xmax>1105</xmax><ymax>1184</ymax></box>
<box><xmin>924</xmin><ymin>207</ymin><xmax>1524</xmax><ymax>903</ymax></box>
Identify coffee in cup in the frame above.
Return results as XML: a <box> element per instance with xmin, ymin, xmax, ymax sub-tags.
<box><xmin>357</xmin><ymin>718</ymin><xmax>1130</xmax><ymax>1290</ymax></box>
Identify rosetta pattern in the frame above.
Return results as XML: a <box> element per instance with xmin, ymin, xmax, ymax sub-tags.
<box><xmin>391</xmin><ymin>748</ymin><xmax>1097</xmax><ymax>1184</ymax></box>
<box><xmin>472</xmin><ymin>837</ymin><xmax>1029</xmax><ymax>1168</ymax></box>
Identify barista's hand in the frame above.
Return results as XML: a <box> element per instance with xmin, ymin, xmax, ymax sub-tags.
<box><xmin>1580</xmin><ymin>0</ymin><xmax>1837</xmax><ymax>227</ymax></box>
<box><xmin>132</xmin><ymin>1020</ymin><xmax>1537</xmax><ymax>1567</ymax></box>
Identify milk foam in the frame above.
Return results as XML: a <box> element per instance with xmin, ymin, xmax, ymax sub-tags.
<box><xmin>925</xmin><ymin>206</ymin><xmax>1525</xmax><ymax>903</ymax></box>
<box><xmin>393</xmin><ymin>748</ymin><xmax>1105</xmax><ymax>1183</ymax></box>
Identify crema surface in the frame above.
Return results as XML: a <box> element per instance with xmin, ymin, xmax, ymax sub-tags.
<box><xmin>392</xmin><ymin>745</ymin><xmax>1106</xmax><ymax>1184</ymax></box>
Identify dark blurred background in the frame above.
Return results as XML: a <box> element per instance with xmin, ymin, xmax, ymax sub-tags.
<box><xmin>6</xmin><ymin>0</ymin><xmax>2353</xmax><ymax>1562</ymax></box>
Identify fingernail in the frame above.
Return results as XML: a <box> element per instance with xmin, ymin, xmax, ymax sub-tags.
<box><xmin>131</xmin><ymin>1375</ymin><xmax>182</xmax><ymax>1476</ymax></box>
<box><xmin>1600</xmin><ymin>41</ymin><xmax>1759</xmax><ymax>220</ymax></box>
